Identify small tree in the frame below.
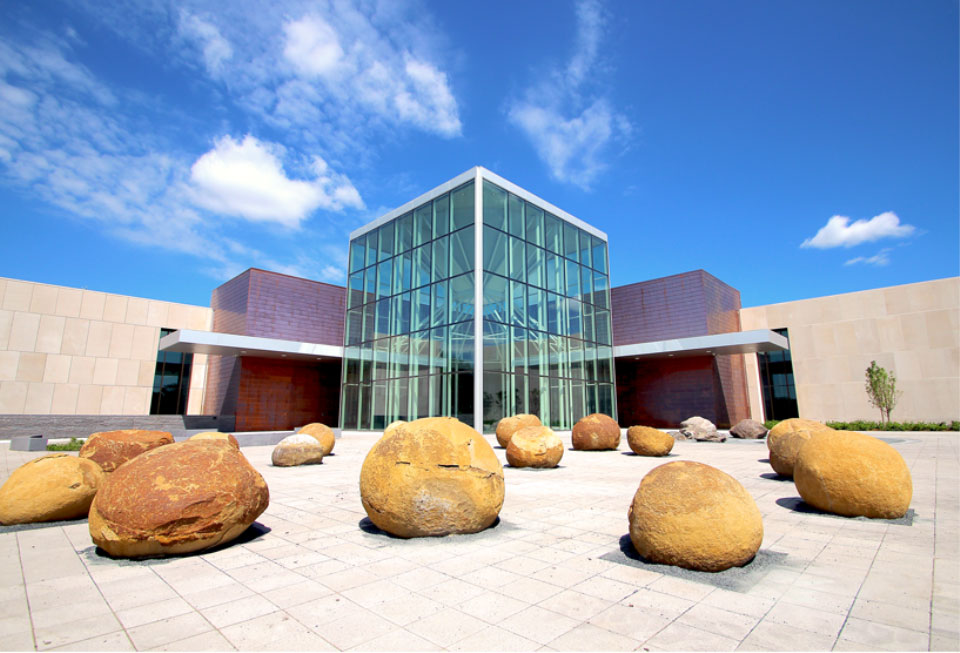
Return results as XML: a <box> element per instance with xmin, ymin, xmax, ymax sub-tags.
<box><xmin>865</xmin><ymin>361</ymin><xmax>901</xmax><ymax>427</ymax></box>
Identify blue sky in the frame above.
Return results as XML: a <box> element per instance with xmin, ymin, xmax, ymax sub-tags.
<box><xmin>0</xmin><ymin>0</ymin><xmax>956</xmax><ymax>309</ymax></box>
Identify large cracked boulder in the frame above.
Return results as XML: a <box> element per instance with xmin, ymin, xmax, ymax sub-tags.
<box><xmin>360</xmin><ymin>417</ymin><xmax>504</xmax><ymax>538</ymax></box>
<box><xmin>79</xmin><ymin>430</ymin><xmax>174</xmax><ymax>472</ymax></box>
<box><xmin>572</xmin><ymin>414</ymin><xmax>621</xmax><ymax>450</ymax></box>
<box><xmin>506</xmin><ymin>426</ymin><xmax>564</xmax><ymax>468</ymax></box>
<box><xmin>731</xmin><ymin>419</ymin><xmax>767</xmax><ymax>439</ymax></box>
<box><xmin>189</xmin><ymin>432</ymin><xmax>239</xmax><ymax>449</ymax></box>
<box><xmin>629</xmin><ymin>461</ymin><xmax>763</xmax><ymax>572</ymax></box>
<box><xmin>680</xmin><ymin>416</ymin><xmax>724</xmax><ymax>442</ymax></box>
<box><xmin>767</xmin><ymin>418</ymin><xmax>831</xmax><ymax>452</ymax></box>
<box><xmin>769</xmin><ymin>429</ymin><xmax>813</xmax><ymax>478</ymax></box>
<box><xmin>626</xmin><ymin>426</ymin><xmax>674</xmax><ymax>457</ymax></box>
<box><xmin>0</xmin><ymin>454</ymin><xmax>104</xmax><ymax>525</ymax></box>
<box><xmin>495</xmin><ymin>414</ymin><xmax>541</xmax><ymax>448</ymax></box>
<box><xmin>89</xmin><ymin>439</ymin><xmax>269</xmax><ymax>557</ymax></box>
<box><xmin>272</xmin><ymin>433</ymin><xmax>325</xmax><ymax>467</ymax></box>
<box><xmin>298</xmin><ymin>423</ymin><xmax>335</xmax><ymax>456</ymax></box>
<box><xmin>794</xmin><ymin>430</ymin><xmax>912</xmax><ymax>519</ymax></box>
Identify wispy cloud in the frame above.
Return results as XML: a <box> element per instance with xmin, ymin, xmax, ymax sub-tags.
<box><xmin>844</xmin><ymin>248</ymin><xmax>893</xmax><ymax>267</ymax></box>
<box><xmin>176</xmin><ymin>10</ymin><xmax>233</xmax><ymax>77</ymax></box>
<box><xmin>801</xmin><ymin>211</ymin><xmax>916</xmax><ymax>249</ymax></box>
<box><xmin>507</xmin><ymin>0</ymin><xmax>630</xmax><ymax>190</ymax></box>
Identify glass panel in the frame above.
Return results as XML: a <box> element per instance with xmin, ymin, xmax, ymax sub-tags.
<box><xmin>396</xmin><ymin>292</ymin><xmax>411</xmax><ymax>334</ymax></box>
<box><xmin>563</xmin><ymin>222</ymin><xmax>579</xmax><ymax>261</ymax></box>
<box><xmin>482</xmin><ymin>181</ymin><xmax>507</xmax><ymax>231</ymax></box>
<box><xmin>508</xmin><ymin>237</ymin><xmax>525</xmax><ymax>282</ymax></box>
<box><xmin>508</xmin><ymin>193</ymin><xmax>524</xmax><ymax>238</ymax></box>
<box><xmin>544</xmin><ymin>213</ymin><xmax>562</xmax><ymax>253</ymax></box>
<box><xmin>482</xmin><ymin>225</ymin><xmax>508</xmax><ymax>276</ymax></box>
<box><xmin>482</xmin><ymin>272</ymin><xmax>508</xmax><ymax>322</ymax></box>
<box><xmin>593</xmin><ymin>272</ymin><xmax>608</xmax><ymax>309</ymax></box>
<box><xmin>581</xmin><ymin>266</ymin><xmax>593</xmax><ymax>305</ymax></box>
<box><xmin>346</xmin><ymin>308</ymin><xmax>362</xmax><ymax>345</ymax></box>
<box><xmin>416</xmin><ymin>374</ymin><xmax>430</xmax><ymax>420</ymax></box>
<box><xmin>413</xmin><ymin>245</ymin><xmax>431</xmax><ymax>289</ymax></box>
<box><xmin>348</xmin><ymin>271</ymin><xmax>363</xmax><ymax>308</ymax></box>
<box><xmin>413</xmin><ymin>286</ymin><xmax>431</xmax><ymax>332</ymax></box>
<box><xmin>341</xmin><ymin>384</ymin><xmax>359</xmax><ymax>429</ymax></box>
<box><xmin>414</xmin><ymin>204</ymin><xmax>432</xmax><ymax>246</ymax></box>
<box><xmin>349</xmin><ymin>239</ymin><xmax>364</xmax><ymax>273</ymax></box>
<box><xmin>511</xmin><ymin>327</ymin><xmax>527</xmax><ymax>376</ymax></box>
<box><xmin>565</xmin><ymin>260</ymin><xmax>580</xmax><ymax>299</ymax></box>
<box><xmin>358</xmin><ymin>384</ymin><xmax>371</xmax><ymax>430</ymax></box>
<box><xmin>360</xmin><ymin>347</ymin><xmax>373</xmax><ymax>383</ymax></box>
<box><xmin>579</xmin><ymin>230</ymin><xmax>592</xmax><ymax>269</ymax></box>
<box><xmin>451</xmin><ymin>225</ymin><xmax>475</xmax><ymax>276</ymax></box>
<box><xmin>592</xmin><ymin>235</ymin><xmax>607</xmax><ymax>272</ymax></box>
<box><xmin>525</xmin><ymin>204</ymin><xmax>544</xmax><ymax>246</ymax></box>
<box><xmin>450</xmin><ymin>320</ymin><xmax>474</xmax><ymax>372</ymax></box>
<box><xmin>379</xmin><ymin>223</ymin><xmax>394</xmax><ymax>261</ymax></box>
<box><xmin>451</xmin><ymin>181</ymin><xmax>475</xmax><ymax>230</ymax></box>
<box><xmin>433</xmin><ymin>194</ymin><xmax>450</xmax><ymax>238</ymax></box>
<box><xmin>392</xmin><ymin>335</ymin><xmax>410</xmax><ymax>378</ymax></box>
<box><xmin>570</xmin><ymin>379</ymin><xmax>585</xmax><ymax>423</ymax></box>
<box><xmin>597</xmin><ymin>383</ymin><xmax>614</xmax><ymax>418</ymax></box>
<box><xmin>362</xmin><ymin>302</ymin><xmax>376</xmax><ymax>342</ymax></box>
<box><xmin>597</xmin><ymin>345</ymin><xmax>613</xmax><ymax>383</ymax></box>
<box><xmin>482</xmin><ymin>371</ymin><xmax>505</xmax><ymax>431</ymax></box>
<box><xmin>526</xmin><ymin>244</ymin><xmax>544</xmax><ymax>288</ymax></box>
<box><xmin>432</xmin><ymin>236</ymin><xmax>449</xmax><ymax>281</ymax></box>
<box><xmin>373</xmin><ymin>338</ymin><xmax>389</xmax><ymax>380</ymax></box>
<box><xmin>584</xmin><ymin>381</ymin><xmax>598</xmax><ymax>415</ymax></box>
<box><xmin>344</xmin><ymin>346</ymin><xmax>360</xmax><ymax>383</ymax></box>
<box><xmin>545</xmin><ymin>253</ymin><xmax>562</xmax><ymax>293</ymax></box>
<box><xmin>512</xmin><ymin>372</ymin><xmax>526</xmax><ymax>416</ymax></box>
<box><xmin>546</xmin><ymin>292</ymin><xmax>562</xmax><ymax>334</ymax></box>
<box><xmin>397</xmin><ymin>213</ymin><xmax>413</xmax><ymax>253</ymax></box>
<box><xmin>430</xmin><ymin>326</ymin><xmax>448</xmax><ymax>374</ymax></box>
<box><xmin>377</xmin><ymin>260</ymin><xmax>392</xmax><ymax>300</ymax></box>
<box><xmin>567</xmin><ymin>298</ymin><xmax>582</xmax><ymax>338</ymax></box>
<box><xmin>582</xmin><ymin>302</ymin><xmax>595</xmax><ymax>342</ymax></box>
<box><xmin>510</xmin><ymin>280</ymin><xmax>526</xmax><ymax>326</ymax></box>
<box><xmin>455</xmin><ymin>372</ymin><xmax>474</xmax><ymax>425</ymax></box>
<box><xmin>413</xmin><ymin>330</ymin><xmax>431</xmax><ymax>375</ymax></box>
<box><xmin>594</xmin><ymin>308</ymin><xmax>611</xmax><ymax>345</ymax></box>
<box><xmin>376</xmin><ymin>298</ymin><xmax>391</xmax><ymax>339</ymax></box>
<box><xmin>527</xmin><ymin>329</ymin><xmax>545</xmax><ymax>376</ymax></box>
<box><xmin>363</xmin><ymin>264</ymin><xmax>376</xmax><ymax>300</ymax></box>
<box><xmin>527</xmin><ymin>286</ymin><xmax>545</xmax><ymax>331</ymax></box>
<box><xmin>365</xmin><ymin>230</ymin><xmax>378</xmax><ymax>267</ymax></box>
<box><xmin>431</xmin><ymin>280</ymin><xmax>448</xmax><ymax>327</ymax></box>
<box><xmin>568</xmin><ymin>337</ymin><xmax>583</xmax><ymax>380</ymax></box>
<box><xmin>483</xmin><ymin>320</ymin><xmax>509</xmax><ymax>373</ymax></box>
<box><xmin>449</xmin><ymin>273</ymin><xmax>475</xmax><ymax>323</ymax></box>
<box><xmin>372</xmin><ymin>381</ymin><xmax>387</xmax><ymax>430</ymax></box>
<box><xmin>582</xmin><ymin>342</ymin><xmax>597</xmax><ymax>381</ymax></box>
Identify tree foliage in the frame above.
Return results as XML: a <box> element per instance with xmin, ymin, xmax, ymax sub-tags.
<box><xmin>864</xmin><ymin>361</ymin><xmax>901</xmax><ymax>426</ymax></box>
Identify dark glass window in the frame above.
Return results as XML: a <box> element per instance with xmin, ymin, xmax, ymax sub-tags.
<box><xmin>150</xmin><ymin>329</ymin><xmax>193</xmax><ymax>415</ymax></box>
<box><xmin>758</xmin><ymin>328</ymin><xmax>799</xmax><ymax>421</ymax></box>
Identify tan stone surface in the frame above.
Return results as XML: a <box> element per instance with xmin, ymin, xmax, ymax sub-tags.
<box><xmin>794</xmin><ymin>430</ymin><xmax>913</xmax><ymax>518</ymax></box>
<box><xmin>572</xmin><ymin>413</ymin><xmax>621</xmax><ymax>451</ymax></box>
<box><xmin>0</xmin><ymin>454</ymin><xmax>103</xmax><ymax>525</ymax></box>
<box><xmin>359</xmin><ymin>417</ymin><xmax>504</xmax><ymax>538</ymax></box>
<box><xmin>626</xmin><ymin>426</ymin><xmax>674</xmax><ymax>457</ymax></box>
<box><xmin>384</xmin><ymin>420</ymin><xmax>406</xmax><ymax>437</ymax></box>
<box><xmin>298</xmin><ymin>423</ymin><xmax>335</xmax><ymax>455</ymax></box>
<box><xmin>88</xmin><ymin>439</ymin><xmax>269</xmax><ymax>557</ymax></box>
<box><xmin>272</xmin><ymin>434</ymin><xmax>324</xmax><ymax>467</ymax></box>
<box><xmin>628</xmin><ymin>461</ymin><xmax>763</xmax><ymax>572</ymax></box>
<box><xmin>769</xmin><ymin>429</ymin><xmax>813</xmax><ymax>478</ymax></box>
<box><xmin>495</xmin><ymin>414</ymin><xmax>541</xmax><ymax>448</ymax></box>
<box><xmin>505</xmin><ymin>425</ymin><xmax>564</xmax><ymax>468</ymax></box>
<box><xmin>767</xmin><ymin>418</ymin><xmax>831</xmax><ymax>451</ymax></box>
<box><xmin>189</xmin><ymin>432</ymin><xmax>240</xmax><ymax>449</ymax></box>
<box><xmin>79</xmin><ymin>429</ymin><xmax>174</xmax><ymax>473</ymax></box>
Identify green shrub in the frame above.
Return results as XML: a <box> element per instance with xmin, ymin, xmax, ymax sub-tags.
<box><xmin>46</xmin><ymin>437</ymin><xmax>85</xmax><ymax>451</ymax></box>
<box><xmin>826</xmin><ymin>420</ymin><xmax>959</xmax><ymax>432</ymax></box>
<box><xmin>764</xmin><ymin>420</ymin><xmax>781</xmax><ymax>430</ymax></box>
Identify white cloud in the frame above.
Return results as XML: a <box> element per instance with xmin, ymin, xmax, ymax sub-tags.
<box><xmin>801</xmin><ymin>211</ymin><xmax>916</xmax><ymax>249</ymax></box>
<box><xmin>177</xmin><ymin>11</ymin><xmax>234</xmax><ymax>76</ymax></box>
<box><xmin>187</xmin><ymin>135</ymin><xmax>364</xmax><ymax>227</ymax></box>
<box><xmin>507</xmin><ymin>0</ymin><xmax>629</xmax><ymax>189</ymax></box>
<box><xmin>283</xmin><ymin>15</ymin><xmax>345</xmax><ymax>78</ymax></box>
<box><xmin>845</xmin><ymin>248</ymin><xmax>893</xmax><ymax>267</ymax></box>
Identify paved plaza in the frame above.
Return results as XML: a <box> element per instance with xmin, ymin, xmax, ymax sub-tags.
<box><xmin>1</xmin><ymin>430</ymin><xmax>957</xmax><ymax>652</ymax></box>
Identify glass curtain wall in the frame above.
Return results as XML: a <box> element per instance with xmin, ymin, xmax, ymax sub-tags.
<box><xmin>341</xmin><ymin>181</ymin><xmax>476</xmax><ymax>430</ymax></box>
<box><xmin>480</xmin><ymin>180</ymin><xmax>616</xmax><ymax>431</ymax></box>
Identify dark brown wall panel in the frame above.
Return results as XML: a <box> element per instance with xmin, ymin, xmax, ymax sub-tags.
<box><xmin>235</xmin><ymin>358</ymin><xmax>340</xmax><ymax>432</ymax></box>
<box><xmin>246</xmin><ymin>270</ymin><xmax>345</xmax><ymax>346</ymax></box>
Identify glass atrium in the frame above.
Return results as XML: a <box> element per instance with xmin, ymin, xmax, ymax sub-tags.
<box><xmin>340</xmin><ymin>168</ymin><xmax>616</xmax><ymax>432</ymax></box>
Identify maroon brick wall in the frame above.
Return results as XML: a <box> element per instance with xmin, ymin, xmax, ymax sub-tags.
<box><xmin>611</xmin><ymin>271</ymin><xmax>708</xmax><ymax>345</ymax></box>
<box><xmin>235</xmin><ymin>358</ymin><xmax>340</xmax><ymax>432</ymax></box>
<box><xmin>246</xmin><ymin>270</ymin><xmax>345</xmax><ymax>346</ymax></box>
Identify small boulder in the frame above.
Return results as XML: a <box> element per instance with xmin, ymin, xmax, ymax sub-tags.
<box><xmin>272</xmin><ymin>434</ymin><xmax>325</xmax><ymax>467</ymax></box>
<box><xmin>506</xmin><ymin>426</ymin><xmax>564</xmax><ymax>468</ymax></box>
<box><xmin>572</xmin><ymin>414</ymin><xmax>621</xmax><ymax>450</ymax></box>
<box><xmin>79</xmin><ymin>429</ymin><xmax>174</xmax><ymax>472</ymax></box>
<box><xmin>360</xmin><ymin>417</ymin><xmax>504</xmax><ymax>538</ymax></box>
<box><xmin>88</xmin><ymin>439</ymin><xmax>269</xmax><ymax>557</ymax></box>
<box><xmin>298</xmin><ymin>423</ymin><xmax>335</xmax><ymax>456</ymax></box>
<box><xmin>767</xmin><ymin>418</ymin><xmax>831</xmax><ymax>451</ymax></box>
<box><xmin>730</xmin><ymin>419</ymin><xmax>767</xmax><ymax>439</ymax></box>
<box><xmin>626</xmin><ymin>426</ymin><xmax>674</xmax><ymax>456</ymax></box>
<box><xmin>189</xmin><ymin>432</ymin><xmax>239</xmax><ymax>449</ymax></box>
<box><xmin>680</xmin><ymin>417</ymin><xmax>724</xmax><ymax>442</ymax></box>
<box><xmin>495</xmin><ymin>414</ymin><xmax>541</xmax><ymax>448</ymax></box>
<box><xmin>794</xmin><ymin>430</ymin><xmax>912</xmax><ymax>519</ymax></box>
<box><xmin>0</xmin><ymin>454</ymin><xmax>104</xmax><ymax>525</ymax></box>
<box><xmin>628</xmin><ymin>461</ymin><xmax>763</xmax><ymax>572</ymax></box>
<box><xmin>769</xmin><ymin>429</ymin><xmax>813</xmax><ymax>477</ymax></box>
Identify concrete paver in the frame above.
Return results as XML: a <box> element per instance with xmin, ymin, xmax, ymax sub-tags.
<box><xmin>0</xmin><ymin>430</ymin><xmax>957</xmax><ymax>651</ymax></box>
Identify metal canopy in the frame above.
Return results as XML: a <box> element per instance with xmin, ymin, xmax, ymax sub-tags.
<box><xmin>613</xmin><ymin>329</ymin><xmax>788</xmax><ymax>360</ymax></box>
<box><xmin>158</xmin><ymin>329</ymin><xmax>343</xmax><ymax>361</ymax></box>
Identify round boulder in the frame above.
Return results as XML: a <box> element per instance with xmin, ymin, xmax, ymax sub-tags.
<box><xmin>360</xmin><ymin>417</ymin><xmax>504</xmax><ymax>538</ymax></box>
<box><xmin>629</xmin><ymin>461</ymin><xmax>763</xmax><ymax>572</ymax></box>
<box><xmin>89</xmin><ymin>439</ymin><xmax>269</xmax><ymax>557</ymax></box>
<box><xmin>495</xmin><ymin>414</ymin><xmax>541</xmax><ymax>448</ymax></box>
<box><xmin>680</xmin><ymin>416</ymin><xmax>724</xmax><ymax>442</ymax></box>
<box><xmin>767</xmin><ymin>418</ymin><xmax>831</xmax><ymax>451</ymax></box>
<box><xmin>385</xmin><ymin>420</ymin><xmax>406</xmax><ymax>437</ymax></box>
<box><xmin>626</xmin><ymin>426</ymin><xmax>674</xmax><ymax>456</ymax></box>
<box><xmin>189</xmin><ymin>432</ymin><xmax>239</xmax><ymax>449</ymax></box>
<box><xmin>79</xmin><ymin>429</ymin><xmax>174</xmax><ymax>473</ymax></box>
<box><xmin>572</xmin><ymin>413</ymin><xmax>621</xmax><ymax>450</ymax></box>
<box><xmin>272</xmin><ymin>434</ymin><xmax>325</xmax><ymax>467</ymax></box>
<box><xmin>794</xmin><ymin>430</ymin><xmax>912</xmax><ymax>519</ymax></box>
<box><xmin>298</xmin><ymin>423</ymin><xmax>335</xmax><ymax>456</ymax></box>
<box><xmin>769</xmin><ymin>429</ymin><xmax>813</xmax><ymax>478</ymax></box>
<box><xmin>0</xmin><ymin>454</ymin><xmax>104</xmax><ymax>525</ymax></box>
<box><xmin>730</xmin><ymin>419</ymin><xmax>768</xmax><ymax>439</ymax></box>
<box><xmin>506</xmin><ymin>426</ymin><xmax>564</xmax><ymax>468</ymax></box>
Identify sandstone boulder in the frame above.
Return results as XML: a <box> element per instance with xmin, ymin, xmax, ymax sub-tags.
<box><xmin>272</xmin><ymin>434</ymin><xmax>325</xmax><ymax>467</ymax></box>
<box><xmin>79</xmin><ymin>430</ymin><xmax>174</xmax><ymax>473</ymax></box>
<box><xmin>769</xmin><ymin>429</ymin><xmax>813</xmax><ymax>477</ymax></box>
<box><xmin>628</xmin><ymin>461</ymin><xmax>763</xmax><ymax>572</ymax></box>
<box><xmin>385</xmin><ymin>420</ymin><xmax>406</xmax><ymax>437</ymax></box>
<box><xmin>0</xmin><ymin>454</ymin><xmax>104</xmax><ymax>525</ymax></box>
<box><xmin>506</xmin><ymin>426</ymin><xmax>564</xmax><ymax>468</ymax></box>
<box><xmin>360</xmin><ymin>417</ymin><xmax>504</xmax><ymax>538</ymax></box>
<box><xmin>495</xmin><ymin>414</ymin><xmax>541</xmax><ymax>448</ymax></box>
<box><xmin>730</xmin><ymin>419</ymin><xmax>767</xmax><ymax>439</ymax></box>
<box><xmin>680</xmin><ymin>417</ymin><xmax>724</xmax><ymax>442</ymax></box>
<box><xmin>89</xmin><ymin>439</ymin><xmax>269</xmax><ymax>557</ymax></box>
<box><xmin>794</xmin><ymin>430</ymin><xmax>912</xmax><ymax>519</ymax></box>
<box><xmin>189</xmin><ymin>432</ymin><xmax>239</xmax><ymax>449</ymax></box>
<box><xmin>298</xmin><ymin>423</ymin><xmax>335</xmax><ymax>456</ymax></box>
<box><xmin>626</xmin><ymin>426</ymin><xmax>674</xmax><ymax>456</ymax></box>
<box><xmin>767</xmin><ymin>418</ymin><xmax>831</xmax><ymax>451</ymax></box>
<box><xmin>572</xmin><ymin>413</ymin><xmax>621</xmax><ymax>450</ymax></box>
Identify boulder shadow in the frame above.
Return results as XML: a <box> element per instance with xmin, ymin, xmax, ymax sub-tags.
<box><xmin>506</xmin><ymin>464</ymin><xmax>566</xmax><ymax>470</ymax></box>
<box><xmin>775</xmin><ymin>497</ymin><xmax>917</xmax><ymax>525</ymax></box>
<box><xmin>620</xmin><ymin>451</ymin><xmax>677</xmax><ymax>458</ymax></box>
<box><xmin>358</xmin><ymin>516</ymin><xmax>504</xmax><ymax>539</ymax></box>
<box><xmin>87</xmin><ymin>521</ymin><xmax>272</xmax><ymax>563</ymax></box>
<box><xmin>757</xmin><ymin>458</ymin><xmax>770</xmax><ymax>463</ymax></box>
<box><xmin>760</xmin><ymin>472</ymin><xmax>792</xmax><ymax>482</ymax></box>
